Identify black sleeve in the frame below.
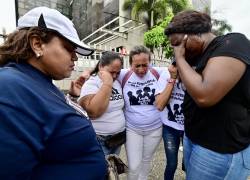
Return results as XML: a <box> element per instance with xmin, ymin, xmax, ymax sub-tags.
<box><xmin>210</xmin><ymin>33</ymin><xmax>250</xmax><ymax>65</ymax></box>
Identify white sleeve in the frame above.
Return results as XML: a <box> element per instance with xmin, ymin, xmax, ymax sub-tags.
<box><xmin>153</xmin><ymin>67</ymin><xmax>168</xmax><ymax>75</ymax></box>
<box><xmin>117</xmin><ymin>69</ymin><xmax>129</xmax><ymax>84</ymax></box>
<box><xmin>80</xmin><ymin>76</ymin><xmax>100</xmax><ymax>98</ymax></box>
<box><xmin>155</xmin><ymin>70</ymin><xmax>171</xmax><ymax>95</ymax></box>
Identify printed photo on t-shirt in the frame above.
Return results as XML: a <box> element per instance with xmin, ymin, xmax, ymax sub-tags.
<box><xmin>110</xmin><ymin>87</ymin><xmax>123</xmax><ymax>101</ymax></box>
<box><xmin>123</xmin><ymin>70</ymin><xmax>159</xmax><ymax>106</ymax></box>
<box><xmin>165</xmin><ymin>81</ymin><xmax>185</xmax><ymax>125</ymax></box>
<box><xmin>127</xmin><ymin>87</ymin><xmax>156</xmax><ymax>105</ymax></box>
<box><xmin>166</xmin><ymin>103</ymin><xmax>184</xmax><ymax>125</ymax></box>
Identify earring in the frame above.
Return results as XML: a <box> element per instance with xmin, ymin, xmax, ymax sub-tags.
<box><xmin>36</xmin><ymin>53</ymin><xmax>42</xmax><ymax>58</ymax></box>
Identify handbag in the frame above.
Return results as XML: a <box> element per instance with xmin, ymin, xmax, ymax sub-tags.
<box><xmin>106</xmin><ymin>154</ymin><xmax>128</xmax><ymax>180</ymax></box>
<box><xmin>104</xmin><ymin>130</ymin><xmax>126</xmax><ymax>149</ymax></box>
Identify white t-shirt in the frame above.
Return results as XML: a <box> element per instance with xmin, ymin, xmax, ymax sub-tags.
<box><xmin>156</xmin><ymin>70</ymin><xmax>186</xmax><ymax>131</ymax></box>
<box><xmin>118</xmin><ymin>68</ymin><xmax>163</xmax><ymax>132</ymax></box>
<box><xmin>80</xmin><ymin>75</ymin><xmax>126</xmax><ymax>135</ymax></box>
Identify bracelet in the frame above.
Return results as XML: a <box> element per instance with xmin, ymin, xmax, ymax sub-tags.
<box><xmin>102</xmin><ymin>83</ymin><xmax>113</xmax><ymax>89</ymax></box>
<box><xmin>68</xmin><ymin>93</ymin><xmax>80</xmax><ymax>98</ymax></box>
<box><xmin>168</xmin><ymin>78</ymin><xmax>176</xmax><ymax>84</ymax></box>
<box><xmin>67</xmin><ymin>94</ymin><xmax>79</xmax><ymax>103</ymax></box>
<box><xmin>170</xmin><ymin>73</ymin><xmax>177</xmax><ymax>79</ymax></box>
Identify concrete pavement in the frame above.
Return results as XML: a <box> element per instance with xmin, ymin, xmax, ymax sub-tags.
<box><xmin>119</xmin><ymin>140</ymin><xmax>185</xmax><ymax>180</ymax></box>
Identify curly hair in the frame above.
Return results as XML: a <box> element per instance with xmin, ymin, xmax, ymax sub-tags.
<box><xmin>164</xmin><ymin>10</ymin><xmax>212</xmax><ymax>36</ymax></box>
<box><xmin>0</xmin><ymin>27</ymin><xmax>58</xmax><ymax>66</ymax></box>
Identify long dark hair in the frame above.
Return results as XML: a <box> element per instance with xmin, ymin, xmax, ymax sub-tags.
<box><xmin>90</xmin><ymin>51</ymin><xmax>123</xmax><ymax>75</ymax></box>
<box><xmin>0</xmin><ymin>27</ymin><xmax>58</xmax><ymax>66</ymax></box>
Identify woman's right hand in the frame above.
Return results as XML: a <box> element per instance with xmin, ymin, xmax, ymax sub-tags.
<box><xmin>168</xmin><ymin>64</ymin><xmax>178</xmax><ymax>79</ymax></box>
<box><xmin>98</xmin><ymin>70</ymin><xmax>113</xmax><ymax>87</ymax></box>
<box><xmin>69</xmin><ymin>70</ymin><xmax>91</xmax><ymax>97</ymax></box>
<box><xmin>173</xmin><ymin>34</ymin><xmax>187</xmax><ymax>61</ymax></box>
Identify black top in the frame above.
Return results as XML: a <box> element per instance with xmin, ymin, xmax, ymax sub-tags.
<box><xmin>183</xmin><ymin>33</ymin><xmax>250</xmax><ymax>153</ymax></box>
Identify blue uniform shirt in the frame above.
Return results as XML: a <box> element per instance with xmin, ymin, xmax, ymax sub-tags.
<box><xmin>0</xmin><ymin>63</ymin><xmax>107</xmax><ymax>180</ymax></box>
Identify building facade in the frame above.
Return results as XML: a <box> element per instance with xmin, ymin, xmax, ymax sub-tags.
<box><xmin>15</xmin><ymin>0</ymin><xmax>209</xmax><ymax>90</ymax></box>
<box><xmin>17</xmin><ymin>0</ymin><xmax>72</xmax><ymax>19</ymax></box>
<box><xmin>15</xmin><ymin>0</ymin><xmax>145</xmax><ymax>90</ymax></box>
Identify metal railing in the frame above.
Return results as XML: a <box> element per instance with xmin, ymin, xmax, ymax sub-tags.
<box><xmin>54</xmin><ymin>55</ymin><xmax>170</xmax><ymax>90</ymax></box>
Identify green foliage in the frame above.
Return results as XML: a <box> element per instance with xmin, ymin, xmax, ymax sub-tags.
<box><xmin>124</xmin><ymin>0</ymin><xmax>190</xmax><ymax>59</ymax></box>
<box><xmin>123</xmin><ymin>0</ymin><xmax>152</xmax><ymax>28</ymax></box>
<box><xmin>123</xmin><ymin>0</ymin><xmax>189</xmax><ymax>29</ymax></box>
<box><xmin>165</xmin><ymin>0</ymin><xmax>190</xmax><ymax>14</ymax></box>
<box><xmin>144</xmin><ymin>26</ymin><xmax>165</xmax><ymax>48</ymax></box>
<box><xmin>144</xmin><ymin>14</ymin><xmax>174</xmax><ymax>59</ymax></box>
<box><xmin>212</xmin><ymin>19</ymin><xmax>232</xmax><ymax>36</ymax></box>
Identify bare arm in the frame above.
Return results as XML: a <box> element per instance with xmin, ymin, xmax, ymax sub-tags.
<box><xmin>155</xmin><ymin>65</ymin><xmax>177</xmax><ymax>111</ymax></box>
<box><xmin>78</xmin><ymin>71</ymin><xmax>113</xmax><ymax>119</ymax></box>
<box><xmin>68</xmin><ymin>70</ymin><xmax>91</xmax><ymax>97</ymax></box>
<box><xmin>174</xmin><ymin>37</ymin><xmax>246</xmax><ymax>107</ymax></box>
<box><xmin>155</xmin><ymin>83</ymin><xmax>175</xmax><ymax>111</ymax></box>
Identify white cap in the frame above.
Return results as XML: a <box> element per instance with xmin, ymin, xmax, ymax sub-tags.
<box><xmin>17</xmin><ymin>6</ymin><xmax>94</xmax><ymax>56</ymax></box>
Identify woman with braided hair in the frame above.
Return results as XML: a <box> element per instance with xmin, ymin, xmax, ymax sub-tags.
<box><xmin>164</xmin><ymin>10</ymin><xmax>250</xmax><ymax>180</ymax></box>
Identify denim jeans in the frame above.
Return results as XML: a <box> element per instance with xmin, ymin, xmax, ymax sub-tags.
<box><xmin>184</xmin><ymin>135</ymin><xmax>250</xmax><ymax>180</ymax></box>
<box><xmin>97</xmin><ymin>135</ymin><xmax>121</xmax><ymax>156</ymax></box>
<box><xmin>162</xmin><ymin>125</ymin><xmax>184</xmax><ymax>180</ymax></box>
